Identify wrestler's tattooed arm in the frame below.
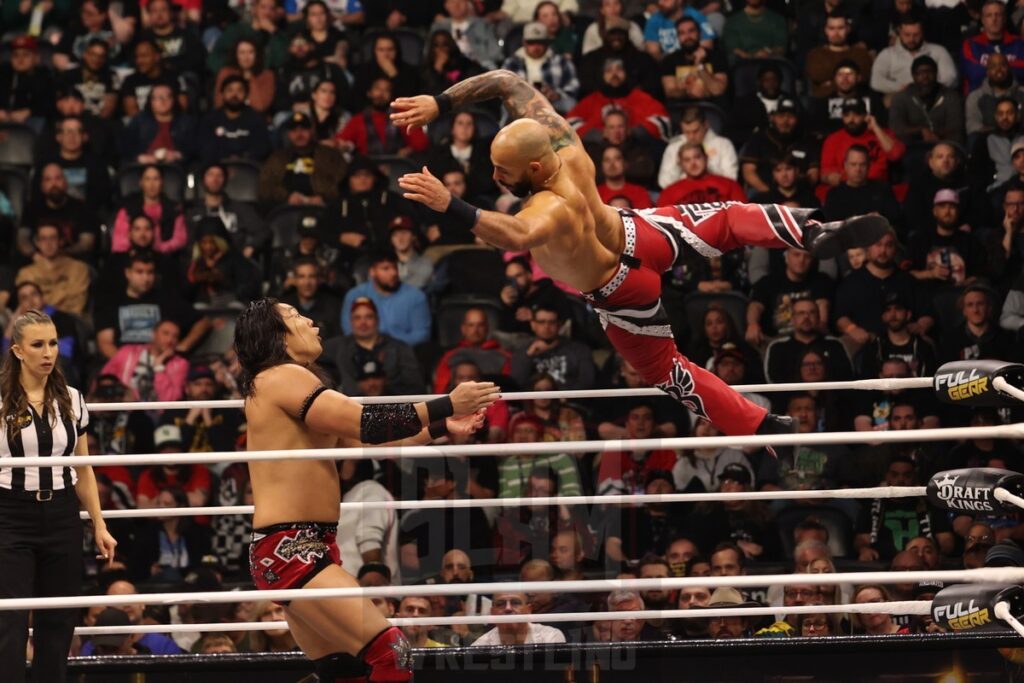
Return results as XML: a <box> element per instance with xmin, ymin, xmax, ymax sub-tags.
<box><xmin>441</xmin><ymin>70</ymin><xmax>580</xmax><ymax>151</ymax></box>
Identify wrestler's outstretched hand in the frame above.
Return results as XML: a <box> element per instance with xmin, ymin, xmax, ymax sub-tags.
<box><xmin>398</xmin><ymin>167</ymin><xmax>449</xmax><ymax>212</ymax></box>
<box><xmin>449</xmin><ymin>380</ymin><xmax>500</xmax><ymax>416</ymax></box>
<box><xmin>446</xmin><ymin>408</ymin><xmax>488</xmax><ymax>436</ymax></box>
<box><xmin>390</xmin><ymin>95</ymin><xmax>440</xmax><ymax>133</ymax></box>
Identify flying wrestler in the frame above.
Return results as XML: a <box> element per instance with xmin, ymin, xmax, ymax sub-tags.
<box><xmin>234</xmin><ymin>299</ymin><xmax>499</xmax><ymax>681</ymax></box>
<box><xmin>391</xmin><ymin>71</ymin><xmax>893</xmax><ymax>437</ymax></box>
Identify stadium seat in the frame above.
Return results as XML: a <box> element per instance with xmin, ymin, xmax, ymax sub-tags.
<box><xmin>431</xmin><ymin>247</ymin><xmax>507</xmax><ymax>298</ymax></box>
<box><xmin>435</xmin><ymin>294</ymin><xmax>503</xmax><ymax>349</ymax></box>
<box><xmin>267</xmin><ymin>205</ymin><xmax>325</xmax><ymax>249</ymax></box>
<box><xmin>427</xmin><ymin>108</ymin><xmax>502</xmax><ymax>147</ymax></box>
<box><xmin>0</xmin><ymin>123</ymin><xmax>36</xmax><ymax>170</ymax></box>
<box><xmin>117</xmin><ymin>162</ymin><xmax>186</xmax><ymax>203</ymax></box>
<box><xmin>0</xmin><ymin>166</ymin><xmax>28</xmax><ymax>225</ymax></box>
<box><xmin>731</xmin><ymin>58</ymin><xmax>800</xmax><ymax>99</ymax></box>
<box><xmin>222</xmin><ymin>160</ymin><xmax>261</xmax><ymax>204</ymax></box>
<box><xmin>501</xmin><ymin>23</ymin><xmax>525</xmax><ymax>58</ymax></box>
<box><xmin>683</xmin><ymin>291</ymin><xmax>749</xmax><ymax>338</ymax></box>
<box><xmin>359</xmin><ymin>28</ymin><xmax>425</xmax><ymax>67</ymax></box>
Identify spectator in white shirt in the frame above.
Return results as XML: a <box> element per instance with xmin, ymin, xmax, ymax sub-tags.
<box><xmin>471</xmin><ymin>590</ymin><xmax>568</xmax><ymax>645</ymax></box>
<box><xmin>658</xmin><ymin>107</ymin><xmax>738</xmax><ymax>188</ymax></box>
<box><xmin>870</xmin><ymin>16</ymin><xmax>957</xmax><ymax>97</ymax></box>
<box><xmin>337</xmin><ymin>459</ymin><xmax>400</xmax><ymax>582</ymax></box>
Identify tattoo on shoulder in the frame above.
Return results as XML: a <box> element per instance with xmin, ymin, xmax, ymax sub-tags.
<box><xmin>505</xmin><ymin>86</ymin><xmax>579</xmax><ymax>151</ymax></box>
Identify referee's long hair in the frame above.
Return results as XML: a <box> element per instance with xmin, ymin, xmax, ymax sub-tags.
<box><xmin>0</xmin><ymin>309</ymin><xmax>74</xmax><ymax>435</ymax></box>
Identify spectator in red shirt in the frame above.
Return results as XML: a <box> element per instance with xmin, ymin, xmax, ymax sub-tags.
<box><xmin>596</xmin><ymin>402</ymin><xmax>680</xmax><ymax>495</ymax></box>
<box><xmin>567</xmin><ymin>57</ymin><xmax>671</xmax><ymax>143</ymax></box>
<box><xmin>820</xmin><ymin>98</ymin><xmax>905</xmax><ymax>185</ymax></box>
<box><xmin>434</xmin><ymin>308</ymin><xmax>511</xmax><ymax>394</ymax></box>
<box><xmin>658</xmin><ymin>143</ymin><xmax>747</xmax><ymax>206</ymax></box>
<box><xmin>597</xmin><ymin>145</ymin><xmax>653</xmax><ymax>208</ymax></box>
<box><xmin>136</xmin><ymin>424</ymin><xmax>212</xmax><ymax>508</ymax></box>
<box><xmin>336</xmin><ymin>76</ymin><xmax>428</xmax><ymax>157</ymax></box>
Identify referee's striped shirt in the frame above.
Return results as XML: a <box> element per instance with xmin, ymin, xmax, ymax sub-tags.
<box><xmin>0</xmin><ymin>387</ymin><xmax>89</xmax><ymax>492</ymax></box>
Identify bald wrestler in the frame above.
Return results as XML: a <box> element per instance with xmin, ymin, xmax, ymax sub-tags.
<box><xmin>234</xmin><ymin>298</ymin><xmax>499</xmax><ymax>682</ymax></box>
<box><xmin>391</xmin><ymin>71</ymin><xmax>892</xmax><ymax>437</ymax></box>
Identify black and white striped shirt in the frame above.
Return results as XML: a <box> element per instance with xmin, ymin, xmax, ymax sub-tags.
<box><xmin>0</xmin><ymin>387</ymin><xmax>89</xmax><ymax>492</ymax></box>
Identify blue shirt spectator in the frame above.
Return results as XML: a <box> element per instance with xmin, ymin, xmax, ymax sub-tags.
<box><xmin>340</xmin><ymin>254</ymin><xmax>432</xmax><ymax>346</ymax></box>
<box><xmin>643</xmin><ymin>1</ymin><xmax>715</xmax><ymax>57</ymax></box>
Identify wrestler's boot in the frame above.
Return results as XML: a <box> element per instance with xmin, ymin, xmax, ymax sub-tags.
<box><xmin>315</xmin><ymin>627</ymin><xmax>413</xmax><ymax>682</ymax></box>
<box><xmin>755</xmin><ymin>413</ymin><xmax>796</xmax><ymax>458</ymax></box>
<box><xmin>802</xmin><ymin>214</ymin><xmax>894</xmax><ymax>260</ymax></box>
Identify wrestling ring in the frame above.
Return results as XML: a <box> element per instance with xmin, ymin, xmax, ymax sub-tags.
<box><xmin>13</xmin><ymin>359</ymin><xmax>1024</xmax><ymax>681</ymax></box>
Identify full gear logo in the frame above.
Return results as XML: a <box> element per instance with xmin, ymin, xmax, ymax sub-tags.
<box><xmin>656</xmin><ymin>357</ymin><xmax>709</xmax><ymax>419</ymax></box>
<box><xmin>272</xmin><ymin>531</ymin><xmax>327</xmax><ymax>564</ymax></box>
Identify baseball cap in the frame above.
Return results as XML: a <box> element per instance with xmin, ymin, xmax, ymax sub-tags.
<box><xmin>285</xmin><ymin>111</ymin><xmax>313</xmax><ymax>130</ymax></box>
<box><xmin>841</xmin><ymin>98</ymin><xmax>867</xmax><ymax>114</ymax></box>
<box><xmin>56</xmin><ymin>87</ymin><xmax>85</xmax><ymax>101</ymax></box>
<box><xmin>509</xmin><ymin>411</ymin><xmax>545</xmax><ymax>434</ymax></box>
<box><xmin>882</xmin><ymin>289</ymin><xmax>911</xmax><ymax>310</ymax></box>
<box><xmin>1011</xmin><ymin>137</ymin><xmax>1024</xmax><ymax>158</ymax></box>
<box><xmin>389</xmin><ymin>215</ymin><xmax>415</xmax><ymax>233</ymax></box>
<box><xmin>10</xmin><ymin>35</ymin><xmax>38</xmax><ymax>52</ymax></box>
<box><xmin>912</xmin><ymin>580</ymin><xmax>944</xmax><ymax>598</ymax></box>
<box><xmin>187</xmin><ymin>364</ymin><xmax>215</xmax><ymax>382</ymax></box>
<box><xmin>775</xmin><ymin>98</ymin><xmax>799</xmax><ymax>115</ymax></box>
<box><xmin>154</xmin><ymin>424</ymin><xmax>184</xmax><ymax>449</ymax></box>
<box><xmin>986</xmin><ymin>540</ymin><xmax>1024</xmax><ymax>567</ymax></box>
<box><xmin>354</xmin><ymin>355</ymin><xmax>385</xmax><ymax>381</ymax></box>
<box><xmin>350</xmin><ymin>297</ymin><xmax>377</xmax><ymax>316</ymax></box>
<box><xmin>644</xmin><ymin>469</ymin><xmax>676</xmax><ymax>490</ymax></box>
<box><xmin>90</xmin><ymin>608</ymin><xmax>131</xmax><ymax>648</ymax></box>
<box><xmin>720</xmin><ymin>463</ymin><xmax>752</xmax><ymax>486</ymax></box>
<box><xmin>933</xmin><ymin>188</ymin><xmax>960</xmax><ymax>205</ymax></box>
<box><xmin>297</xmin><ymin>213</ymin><xmax>320</xmax><ymax>238</ymax></box>
<box><xmin>833</xmin><ymin>58</ymin><xmax>861</xmax><ymax>75</ymax></box>
<box><xmin>714</xmin><ymin>342</ymin><xmax>746</xmax><ymax>366</ymax></box>
<box><xmin>523</xmin><ymin>22</ymin><xmax>549</xmax><ymax>42</ymax></box>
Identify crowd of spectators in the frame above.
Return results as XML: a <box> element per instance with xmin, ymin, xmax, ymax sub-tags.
<box><xmin>3</xmin><ymin>0</ymin><xmax>1024</xmax><ymax>659</ymax></box>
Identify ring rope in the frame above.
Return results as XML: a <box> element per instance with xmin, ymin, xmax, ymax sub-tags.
<box><xmin>79</xmin><ymin>486</ymin><xmax>928</xmax><ymax>520</ymax></box>
<box><xmin>14</xmin><ymin>423</ymin><xmax>1024</xmax><ymax>469</ymax></box>
<box><xmin>57</xmin><ymin>602</ymin><xmax>932</xmax><ymax>637</ymax></box>
<box><xmin>85</xmin><ymin>377</ymin><xmax>936</xmax><ymax>413</ymax></box>
<box><xmin>5</xmin><ymin>569</ymin><xmax>1023</xmax><ymax>612</ymax></box>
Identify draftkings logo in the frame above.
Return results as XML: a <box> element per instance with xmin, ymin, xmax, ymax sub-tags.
<box><xmin>934</xmin><ymin>368</ymin><xmax>988</xmax><ymax>401</ymax></box>
<box><xmin>931</xmin><ymin>472</ymin><xmax>994</xmax><ymax>512</ymax></box>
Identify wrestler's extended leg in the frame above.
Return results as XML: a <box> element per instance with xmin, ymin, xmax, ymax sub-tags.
<box><xmin>286</xmin><ymin>564</ymin><xmax>412</xmax><ymax>681</ymax></box>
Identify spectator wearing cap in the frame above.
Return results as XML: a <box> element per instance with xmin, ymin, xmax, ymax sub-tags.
<box><xmin>939</xmin><ymin>283</ymin><xmax>1019</xmax><ymax>364</ymax></box>
<box><xmin>822</xmin><ymin>144</ymin><xmax>903</xmax><ymax>230</ymax></box>
<box><xmin>502</xmin><ymin>21</ymin><xmax>580</xmax><ymax>114</ymax></box>
<box><xmin>692</xmin><ymin>479</ymin><xmax>778</xmax><ymax>560</ymax></box>
<box><xmin>659</xmin><ymin>16</ymin><xmax>729</xmax><ymax>104</ymax></box>
<box><xmin>137</xmin><ymin>425</ymin><xmax>213</xmax><ymax>508</ymax></box>
<box><xmin>499</xmin><ymin>412</ymin><xmax>582</xmax><ymax>498</ymax></box>
<box><xmin>659</xmin><ymin>106</ymin><xmax>738</xmax><ymax>188</ymax></box>
<box><xmin>339</xmin><ymin>458</ymin><xmax>400</xmax><ymax>582</ymax></box>
<box><xmin>582</xmin><ymin>4</ymin><xmax>645</xmax><ymax>55</ymax></box>
<box><xmin>598</xmin><ymin>145</ymin><xmax>653</xmax><ymax>208</ymax></box>
<box><xmin>324</xmin><ymin>295</ymin><xmax>424</xmax><ymax>395</ymax></box>
<box><xmin>259</xmin><ymin>111</ymin><xmax>343</xmax><ymax>207</ymax></box>
<box><xmin>889</xmin><ymin>56</ymin><xmax>964</xmax><ymax>145</ymax></box>
<box><xmin>0</xmin><ymin>35</ymin><xmax>55</xmax><ymax>127</ymax></box>
<box><xmin>207</xmin><ymin>0</ymin><xmax>289</xmax><ymax>74</ymax></box>
<box><xmin>809</xmin><ymin>60</ymin><xmax>885</xmax><ymax>135</ymax></box>
<box><xmin>340</xmin><ymin>251</ymin><xmax>431</xmax><ymax>346</ymax></box>
<box><xmin>197</xmin><ymin>75</ymin><xmax>272</xmax><ymax>165</ymax></box>
<box><xmin>870</xmin><ymin>16</ymin><xmax>957</xmax><ymax>98</ymax></box>
<box><xmin>858</xmin><ymin>290</ymin><xmax>938</xmax><ymax>380</ymax></box>
<box><xmin>643</xmin><ymin>0</ymin><xmax>716</xmax><ymax>61</ymax></box>
<box><xmin>101</xmin><ymin>319</ymin><xmax>188</xmax><ymax>402</ymax></box>
<box><xmin>82</xmin><ymin>608</ymin><xmax>154</xmax><ymax>656</ymax></box>
<box><xmin>579</xmin><ymin>12</ymin><xmax>661</xmax><ymax>97</ymax></box>
<box><xmin>387</xmin><ymin>216</ymin><xmax>433</xmax><ymax>290</ymax></box>
<box><xmin>279</xmin><ymin>255</ymin><xmax>342</xmax><ymax>340</ymax></box>
<box><xmin>961</xmin><ymin>0</ymin><xmax>1024</xmax><ymax>93</ymax></box>
<box><xmin>510</xmin><ymin>303</ymin><xmax>596</xmax><ymax>391</ymax></box>
<box><xmin>907</xmin><ymin>189</ymin><xmax>988</xmax><ymax>281</ymax></box>
<box><xmin>122</xmin><ymin>82</ymin><xmax>198</xmax><ymax>165</ymax></box>
<box><xmin>905</xmin><ymin>142</ymin><xmax>979</xmax><ymax>234</ymax></box>
<box><xmin>659</xmin><ymin>143</ymin><xmax>745</xmax><ymax>205</ymax></box>
<box><xmin>434</xmin><ymin>308</ymin><xmax>511</xmax><ymax>394</ymax></box>
<box><xmin>81</xmin><ymin>581</ymin><xmax>185</xmax><ymax>655</ymax></box>
<box><xmin>567</xmin><ymin>58</ymin><xmax>671</xmax><ymax>144</ymax></box>
<box><xmin>336</xmin><ymin>76</ymin><xmax>427</xmax><ymax>157</ymax></box>
<box><xmin>722</xmin><ymin>0</ymin><xmax>787</xmax><ymax>65</ymax></box>
<box><xmin>212</xmin><ymin>38</ymin><xmax>277</xmax><ymax>115</ymax></box>
<box><xmin>750</xmin><ymin>155</ymin><xmax>821</xmax><ymax>209</ymax></box>
<box><xmin>728</xmin><ymin>63</ymin><xmax>792</xmax><ymax>146</ymax></box>
<box><xmin>323</xmin><ymin>157</ymin><xmax>410</xmax><ymax>267</ymax></box>
<box><xmin>965</xmin><ymin>54</ymin><xmax>1024</xmax><ymax>136</ymax></box>
<box><xmin>120</xmin><ymin>39</ymin><xmax>190</xmax><ymax>119</ymax></box>
<box><xmin>161</xmin><ymin>362</ymin><xmax>246</xmax><ymax>454</ymax></box>
<box><xmin>987</xmin><ymin>540</ymin><xmax>1024</xmax><ymax>567</ymax></box>
<box><xmin>273</xmin><ymin>31</ymin><xmax>350</xmax><ymax>119</ymax></box>
<box><xmin>821</xmin><ymin>98</ymin><xmax>904</xmax><ymax>186</ymax></box>
<box><xmin>20</xmin><ymin>162</ymin><xmax>102</xmax><ymax>262</ymax></box>
<box><xmin>805</xmin><ymin>12</ymin><xmax>874</xmax><ymax>98</ymax></box>
<box><xmin>185</xmin><ymin>216</ymin><xmax>263</xmax><ymax>305</ymax></box>
<box><xmin>739</xmin><ymin>98</ymin><xmax>819</xmax><ymax>194</ymax></box>
<box><xmin>429</xmin><ymin>0</ymin><xmax>503</xmax><ymax>69</ymax></box>
<box><xmin>596</xmin><ymin>402</ymin><xmax>679</xmax><ymax>496</ymax></box>
<box><xmin>710</xmin><ymin>343</ymin><xmax>770</xmax><ymax>412</ymax></box>
<box><xmin>969</xmin><ymin>98</ymin><xmax>1021</xmax><ymax>196</ymax></box>
<box><xmin>186</xmin><ymin>164</ymin><xmax>269</xmax><ymax>260</ymax></box>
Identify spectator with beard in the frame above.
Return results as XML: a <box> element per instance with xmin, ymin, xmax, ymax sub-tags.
<box><xmin>567</xmin><ymin>58</ymin><xmax>671</xmax><ymax>145</ymax></box>
<box><xmin>859</xmin><ymin>291</ymin><xmax>938</xmax><ymax>380</ymax></box>
<box><xmin>323</xmin><ymin>296</ymin><xmax>423</xmax><ymax>396</ymax></box>
<box><xmin>747</xmin><ymin>250</ymin><xmax>834</xmax><ymax>344</ymax></box>
<box><xmin>596</xmin><ymin>146</ymin><xmax>652</xmax><ymax>208</ymax></box>
<box><xmin>821</xmin><ymin>99</ymin><xmax>905</xmax><ymax>186</ymax></box>
<box><xmin>99</xmin><ymin>217</ymin><xmax>181</xmax><ymax>293</ymax></box>
<box><xmin>658</xmin><ymin>143</ymin><xmax>745</xmax><ymax>205</ymax></box>
<box><xmin>962</xmin><ymin>0</ymin><xmax>1024</xmax><ymax>92</ymax></box>
<box><xmin>969</xmin><ymin>97</ymin><xmax>1021</xmax><ymax>193</ymax></box>
<box><xmin>519</xmin><ymin>559</ymin><xmax>586</xmax><ymax>637</ymax></box>
<box><xmin>672</xmin><ymin>585</ymin><xmax>711</xmax><ymax>639</ymax></box>
<box><xmin>871</xmin><ymin>16</ymin><xmax>957</xmax><ymax>98</ymax></box>
<box><xmin>213</xmin><ymin>38</ymin><xmax>276</xmax><ymax>115</ymax></box>
<box><xmin>40</xmin><ymin>116</ymin><xmax>112</xmax><ymax>214</ymax></box>
<box><xmin>902</xmin><ymin>142</ymin><xmax>977</xmax><ymax>233</ymax></box>
<box><xmin>336</xmin><ymin>77</ymin><xmax>427</xmax><ymax>157</ymax></box>
<box><xmin>510</xmin><ymin>305</ymin><xmax>596</xmax><ymax>391</ymax></box>
<box><xmin>433</xmin><ymin>308</ymin><xmax>511</xmax><ymax>394</ymax></box>
<box><xmin>186</xmin><ymin>164</ymin><xmax>268</xmax><ymax>259</ymax></box>
<box><xmin>597</xmin><ymin>403</ymin><xmax>678</xmax><ymax>495</ymax></box>
<box><xmin>497</xmin><ymin>257</ymin><xmax>571</xmax><ymax>335</ymax></box>
<box><xmin>852</xmin><ymin>360</ymin><xmax>941</xmax><ymax>432</ymax></box>
<box><xmin>729</xmin><ymin>63</ymin><xmax>792</xmax><ymax>146</ymax></box>
<box><xmin>686</xmin><ymin>466</ymin><xmax>780</xmax><ymax>560</ymax></box>
<box><xmin>19</xmin><ymin>163</ymin><xmax>100</xmax><ymax>262</ymax></box>
<box><xmin>672</xmin><ymin>417</ymin><xmax>754</xmax><ymax>492</ymax></box>
<box><xmin>907</xmin><ymin>190</ymin><xmax>988</xmax><ymax>280</ymax></box>
<box><xmin>119</xmin><ymin>39</ymin><xmax>188</xmax><ymax>118</ymax></box>
<box><xmin>795</xmin><ymin>0</ymin><xmax>863</xmax><ymax>63</ymax></box>
<box><xmin>822</xmin><ymin>146</ymin><xmax>903</xmax><ymax>229</ymax></box>
<box><xmin>208</xmin><ymin>0</ymin><xmax>289</xmax><ymax>73</ymax></box>
<box><xmin>430</xmin><ymin>0</ymin><xmax>503</xmax><ymax>70</ymax></box>
<box><xmin>425</xmin><ymin>111</ymin><xmax>498</xmax><ymax>202</ymax></box>
<box><xmin>660</xmin><ymin>107</ymin><xmax>738</xmax><ymax>187</ymax></box>
<box><xmin>580</xmin><ymin>15</ymin><xmax>661</xmax><ymax>97</ymax></box>
<box><xmin>637</xmin><ymin>555</ymin><xmax>674</xmax><ymax>634</ymax></box>
<box><xmin>890</xmin><ymin>56</ymin><xmax>964</xmax><ymax>145</ymax></box>
<box><xmin>160</xmin><ymin>363</ymin><xmax>245</xmax><ymax>453</ymax></box>
<box><xmin>762</xmin><ymin>293</ymin><xmax>849</xmax><ymax>382</ymax></box>
<box><xmin>87</xmin><ymin>375</ymin><xmax>155</xmax><ymax>459</ymax></box>
<box><xmin>198</xmin><ymin>76</ymin><xmax>272</xmax><ymax>165</ymax></box>
<box><xmin>582</xmin><ymin>1</ymin><xmax>645</xmax><ymax>56</ymax></box>
<box><xmin>122</xmin><ymin>83</ymin><xmax>197</xmax><ymax>165</ymax></box>
<box><xmin>137</xmin><ymin>0</ymin><xmax>205</xmax><ymax>78</ymax></box>
<box><xmin>340</xmin><ymin>252</ymin><xmax>431</xmax><ymax>346</ymax></box>
<box><xmin>353</xmin><ymin>33</ymin><xmax>419</xmax><ymax>107</ymax></box>
<box><xmin>751</xmin><ymin>155</ymin><xmax>821</xmax><ymax>208</ymax></box>
<box><xmin>273</xmin><ymin>31</ymin><xmax>351</xmax><ymax>118</ymax></box>
<box><xmin>660</xmin><ymin>16</ymin><xmax>728</xmax><ymax>104</ymax></box>
<box><xmin>722</xmin><ymin>0</ymin><xmax>787</xmax><ymax>65</ymax></box>
<box><xmin>809</xmin><ymin>60</ymin><xmax>884</xmax><ymax>135</ymax></box>
<box><xmin>966</xmin><ymin>54</ymin><xmax>1024</xmax><ymax>136</ymax></box>
<box><xmin>323</xmin><ymin>157</ymin><xmax>408</xmax><ymax>267</ymax></box>
<box><xmin>0</xmin><ymin>36</ymin><xmax>55</xmax><ymax>127</ymax></box>
<box><xmin>939</xmin><ymin>284</ymin><xmax>1019</xmax><ymax>363</ymax></box>
<box><xmin>101</xmin><ymin>319</ymin><xmax>188</xmax><ymax>402</ymax></box>
<box><xmin>644</xmin><ymin>0</ymin><xmax>716</xmax><ymax>61</ymax></box>
<box><xmin>739</xmin><ymin>99</ymin><xmax>819</xmax><ymax>194</ymax></box>
<box><xmin>259</xmin><ymin>112</ymin><xmax>343</xmax><ymax>207</ymax></box>
<box><xmin>185</xmin><ymin>217</ymin><xmax>262</xmax><ymax>305</ymax></box>
<box><xmin>805</xmin><ymin>12</ymin><xmax>873</xmax><ymax>98</ymax></box>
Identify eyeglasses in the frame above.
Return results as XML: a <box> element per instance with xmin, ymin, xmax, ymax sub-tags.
<box><xmin>967</xmin><ymin>534</ymin><xmax>994</xmax><ymax>544</ymax></box>
<box><xmin>493</xmin><ymin>598</ymin><xmax>524</xmax><ymax>608</ymax></box>
<box><xmin>784</xmin><ymin>588</ymin><xmax>820</xmax><ymax>600</ymax></box>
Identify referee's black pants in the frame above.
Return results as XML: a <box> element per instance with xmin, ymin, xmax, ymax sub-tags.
<box><xmin>0</xmin><ymin>489</ymin><xmax>83</xmax><ymax>683</ymax></box>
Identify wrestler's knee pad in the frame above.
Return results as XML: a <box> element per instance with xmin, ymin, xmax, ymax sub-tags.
<box><xmin>654</xmin><ymin>356</ymin><xmax>709</xmax><ymax>420</ymax></box>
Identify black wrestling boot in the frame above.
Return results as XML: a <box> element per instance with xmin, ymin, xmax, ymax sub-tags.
<box><xmin>756</xmin><ymin>413</ymin><xmax>796</xmax><ymax>435</ymax></box>
<box><xmin>803</xmin><ymin>214</ymin><xmax>893</xmax><ymax>260</ymax></box>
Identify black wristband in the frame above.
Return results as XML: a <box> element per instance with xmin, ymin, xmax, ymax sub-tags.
<box><xmin>434</xmin><ymin>93</ymin><xmax>453</xmax><ymax>116</ymax></box>
<box><xmin>446</xmin><ymin>195</ymin><xmax>480</xmax><ymax>229</ymax></box>
<box><xmin>426</xmin><ymin>396</ymin><xmax>454</xmax><ymax>423</ymax></box>
<box><xmin>428</xmin><ymin>420</ymin><xmax>449</xmax><ymax>440</ymax></box>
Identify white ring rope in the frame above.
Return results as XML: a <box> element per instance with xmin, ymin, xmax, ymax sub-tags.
<box><xmin>85</xmin><ymin>377</ymin><xmax>936</xmax><ymax>413</ymax></box>
<box><xmin>80</xmin><ymin>486</ymin><xmax>927</xmax><ymax>520</ymax></box>
<box><xmin>58</xmin><ymin>602</ymin><xmax>933</xmax><ymax>637</ymax></box>
<box><xmin>6</xmin><ymin>569</ymin><xmax>1024</xmax><ymax>612</ymax></box>
<box><xmin>15</xmin><ymin>423</ymin><xmax>1024</xmax><ymax>468</ymax></box>
<box><xmin>995</xmin><ymin>601</ymin><xmax>1024</xmax><ymax>639</ymax></box>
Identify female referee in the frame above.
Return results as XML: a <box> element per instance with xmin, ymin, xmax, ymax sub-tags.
<box><xmin>0</xmin><ymin>310</ymin><xmax>117</xmax><ymax>682</ymax></box>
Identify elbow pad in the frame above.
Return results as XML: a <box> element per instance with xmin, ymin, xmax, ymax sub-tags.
<box><xmin>359</xmin><ymin>403</ymin><xmax>422</xmax><ymax>444</ymax></box>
